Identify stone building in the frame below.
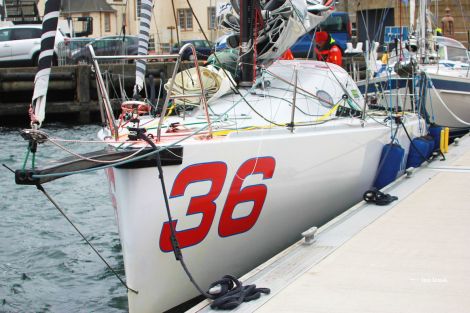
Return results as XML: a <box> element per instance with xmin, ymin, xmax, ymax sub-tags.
<box><xmin>337</xmin><ymin>0</ymin><xmax>470</xmax><ymax>48</ymax></box>
<box><xmin>36</xmin><ymin>0</ymin><xmax>224</xmax><ymax>52</ymax></box>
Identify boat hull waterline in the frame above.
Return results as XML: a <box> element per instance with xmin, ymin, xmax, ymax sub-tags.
<box><xmin>426</xmin><ymin>72</ymin><xmax>470</xmax><ymax>130</ymax></box>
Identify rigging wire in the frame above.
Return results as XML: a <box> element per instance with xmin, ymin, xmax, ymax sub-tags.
<box><xmin>45</xmin><ymin>138</ymin><xmax>147</xmax><ymax>163</ymax></box>
<box><xmin>11</xmin><ymin>175</ymin><xmax>138</xmax><ymax>294</ymax></box>
<box><xmin>30</xmin><ymin>88</ymin><xmax>251</xmax><ymax>179</ymax></box>
<box><xmin>171</xmin><ymin>0</ymin><xmax>180</xmax><ymax>46</ymax></box>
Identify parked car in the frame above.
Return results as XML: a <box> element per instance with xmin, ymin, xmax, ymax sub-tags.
<box><xmin>170</xmin><ymin>40</ymin><xmax>214</xmax><ymax>60</ymax></box>
<box><xmin>215</xmin><ymin>34</ymin><xmax>231</xmax><ymax>51</ymax></box>
<box><xmin>70</xmin><ymin>35</ymin><xmax>138</xmax><ymax>64</ymax></box>
<box><xmin>0</xmin><ymin>24</ymin><xmax>67</xmax><ymax>66</ymax></box>
<box><xmin>290</xmin><ymin>12</ymin><xmax>352</xmax><ymax>58</ymax></box>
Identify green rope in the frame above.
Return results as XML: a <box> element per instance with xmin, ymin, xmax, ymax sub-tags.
<box><xmin>22</xmin><ymin>147</ymin><xmax>31</xmax><ymax>172</ymax></box>
<box><xmin>145</xmin><ymin>121</ymin><xmax>208</xmax><ymax>131</ymax></box>
<box><xmin>31</xmin><ymin>153</ymin><xmax>36</xmax><ymax>169</ymax></box>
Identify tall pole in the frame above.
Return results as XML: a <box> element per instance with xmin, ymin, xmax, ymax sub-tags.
<box><xmin>419</xmin><ymin>0</ymin><xmax>426</xmax><ymax>63</ymax></box>
<box><xmin>239</xmin><ymin>0</ymin><xmax>255</xmax><ymax>87</ymax></box>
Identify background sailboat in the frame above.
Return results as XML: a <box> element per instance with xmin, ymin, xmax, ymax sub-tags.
<box><xmin>363</xmin><ymin>0</ymin><xmax>470</xmax><ymax>133</ymax></box>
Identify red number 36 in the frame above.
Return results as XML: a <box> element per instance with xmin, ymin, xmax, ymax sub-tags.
<box><xmin>159</xmin><ymin>157</ymin><xmax>276</xmax><ymax>252</ymax></box>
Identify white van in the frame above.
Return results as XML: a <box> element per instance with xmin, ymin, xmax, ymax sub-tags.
<box><xmin>0</xmin><ymin>24</ymin><xmax>66</xmax><ymax>66</ymax></box>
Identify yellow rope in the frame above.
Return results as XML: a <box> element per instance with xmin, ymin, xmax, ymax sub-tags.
<box><xmin>316</xmin><ymin>103</ymin><xmax>340</xmax><ymax>121</ymax></box>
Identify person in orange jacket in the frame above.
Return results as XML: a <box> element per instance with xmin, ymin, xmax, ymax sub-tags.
<box><xmin>280</xmin><ymin>48</ymin><xmax>294</xmax><ymax>60</ymax></box>
<box><xmin>314</xmin><ymin>31</ymin><xmax>343</xmax><ymax>66</ymax></box>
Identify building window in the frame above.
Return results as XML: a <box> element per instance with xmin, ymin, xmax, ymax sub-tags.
<box><xmin>104</xmin><ymin>13</ymin><xmax>111</xmax><ymax>32</ymax></box>
<box><xmin>160</xmin><ymin>42</ymin><xmax>171</xmax><ymax>53</ymax></box>
<box><xmin>208</xmin><ymin>7</ymin><xmax>216</xmax><ymax>30</ymax></box>
<box><xmin>177</xmin><ymin>9</ymin><xmax>193</xmax><ymax>31</ymax></box>
<box><xmin>149</xmin><ymin>35</ymin><xmax>155</xmax><ymax>51</ymax></box>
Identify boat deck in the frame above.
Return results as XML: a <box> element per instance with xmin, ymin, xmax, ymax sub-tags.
<box><xmin>190</xmin><ymin>133</ymin><xmax>470</xmax><ymax>313</ymax></box>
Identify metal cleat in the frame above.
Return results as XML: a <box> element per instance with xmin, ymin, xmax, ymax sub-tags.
<box><xmin>405</xmin><ymin>167</ymin><xmax>415</xmax><ymax>178</ymax></box>
<box><xmin>301</xmin><ymin>226</ymin><xmax>318</xmax><ymax>245</ymax></box>
<box><xmin>208</xmin><ymin>284</ymin><xmax>222</xmax><ymax>295</ymax></box>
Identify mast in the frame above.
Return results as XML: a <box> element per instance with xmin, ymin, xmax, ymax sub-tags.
<box><xmin>410</xmin><ymin>0</ymin><xmax>415</xmax><ymax>33</ymax></box>
<box><xmin>239</xmin><ymin>0</ymin><xmax>256</xmax><ymax>87</ymax></box>
<box><xmin>30</xmin><ymin>0</ymin><xmax>61</xmax><ymax>127</ymax></box>
<box><xmin>418</xmin><ymin>0</ymin><xmax>427</xmax><ymax>62</ymax></box>
<box><xmin>134</xmin><ymin>0</ymin><xmax>154</xmax><ymax>97</ymax></box>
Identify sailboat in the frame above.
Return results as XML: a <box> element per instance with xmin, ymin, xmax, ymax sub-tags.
<box><xmin>361</xmin><ymin>0</ymin><xmax>470</xmax><ymax>133</ymax></box>
<box><xmin>15</xmin><ymin>0</ymin><xmax>425</xmax><ymax>312</ymax></box>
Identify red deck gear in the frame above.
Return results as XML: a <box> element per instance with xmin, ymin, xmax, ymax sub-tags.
<box><xmin>280</xmin><ymin>48</ymin><xmax>294</xmax><ymax>60</ymax></box>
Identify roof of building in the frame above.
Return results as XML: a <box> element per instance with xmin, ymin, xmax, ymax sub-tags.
<box><xmin>61</xmin><ymin>0</ymin><xmax>116</xmax><ymax>13</ymax></box>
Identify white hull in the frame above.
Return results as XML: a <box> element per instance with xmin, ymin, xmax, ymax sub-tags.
<box><xmin>359</xmin><ymin>69</ymin><xmax>470</xmax><ymax>132</ymax></box>
<box><xmin>107</xmin><ymin>117</ymin><xmax>423</xmax><ymax>312</ymax></box>
<box><xmin>425</xmin><ymin>71</ymin><xmax>470</xmax><ymax>130</ymax></box>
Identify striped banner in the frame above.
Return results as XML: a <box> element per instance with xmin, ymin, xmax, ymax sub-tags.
<box><xmin>134</xmin><ymin>0</ymin><xmax>154</xmax><ymax>96</ymax></box>
<box><xmin>31</xmin><ymin>0</ymin><xmax>61</xmax><ymax>126</ymax></box>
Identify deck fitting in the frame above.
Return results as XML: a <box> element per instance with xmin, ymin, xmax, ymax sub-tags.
<box><xmin>301</xmin><ymin>226</ymin><xmax>318</xmax><ymax>245</ymax></box>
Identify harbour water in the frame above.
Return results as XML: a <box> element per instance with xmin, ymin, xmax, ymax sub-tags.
<box><xmin>0</xmin><ymin>125</ymin><xmax>127</xmax><ymax>312</ymax></box>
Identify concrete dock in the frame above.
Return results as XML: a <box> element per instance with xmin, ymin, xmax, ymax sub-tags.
<box><xmin>191</xmin><ymin>133</ymin><xmax>470</xmax><ymax>313</ymax></box>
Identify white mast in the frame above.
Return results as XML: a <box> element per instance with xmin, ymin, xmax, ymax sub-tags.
<box><xmin>418</xmin><ymin>0</ymin><xmax>427</xmax><ymax>62</ymax></box>
<box><xmin>409</xmin><ymin>0</ymin><xmax>415</xmax><ymax>33</ymax></box>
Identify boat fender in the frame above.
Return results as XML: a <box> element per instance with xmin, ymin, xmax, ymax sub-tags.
<box><xmin>373</xmin><ymin>143</ymin><xmax>404</xmax><ymax>190</ymax></box>
<box><xmin>428</xmin><ymin>126</ymin><xmax>442</xmax><ymax>151</ymax></box>
<box><xmin>208</xmin><ymin>275</ymin><xmax>270</xmax><ymax>310</ymax></box>
<box><xmin>406</xmin><ymin>138</ymin><xmax>429</xmax><ymax>168</ymax></box>
<box><xmin>363</xmin><ymin>189</ymin><xmax>398</xmax><ymax>206</ymax></box>
<box><xmin>444</xmin><ymin>127</ymin><xmax>450</xmax><ymax>153</ymax></box>
<box><xmin>421</xmin><ymin>135</ymin><xmax>435</xmax><ymax>158</ymax></box>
